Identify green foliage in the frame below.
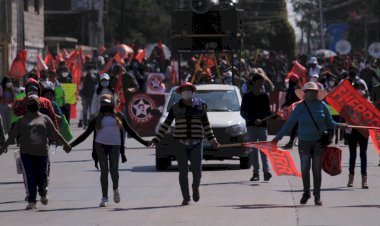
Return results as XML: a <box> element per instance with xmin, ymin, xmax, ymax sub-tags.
<box><xmin>104</xmin><ymin>0</ymin><xmax>174</xmax><ymax>47</ymax></box>
<box><xmin>240</xmin><ymin>0</ymin><xmax>296</xmax><ymax>58</ymax></box>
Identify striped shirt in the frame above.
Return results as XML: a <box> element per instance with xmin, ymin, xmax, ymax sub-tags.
<box><xmin>153</xmin><ymin>98</ymin><xmax>215</xmax><ymax>143</ymax></box>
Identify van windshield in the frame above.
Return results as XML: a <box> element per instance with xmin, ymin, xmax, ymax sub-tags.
<box><xmin>166</xmin><ymin>90</ymin><xmax>240</xmax><ymax>112</ymax></box>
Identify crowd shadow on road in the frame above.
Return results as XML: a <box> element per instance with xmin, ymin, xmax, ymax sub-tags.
<box><xmin>219</xmin><ymin>204</ymin><xmax>312</xmax><ymax>210</ymax></box>
<box><xmin>52</xmin><ymin>159</ymin><xmax>92</xmax><ymax>164</ymax></box>
<box><xmin>124</xmin><ymin>164</ymin><xmax>243</xmax><ymax>173</ymax></box>
<box><xmin>38</xmin><ymin>206</ymin><xmax>100</xmax><ymax>212</ymax></box>
<box><xmin>201</xmin><ymin>181</ymin><xmax>260</xmax><ymax>187</ymax></box>
<box><xmin>276</xmin><ymin>187</ymin><xmax>349</xmax><ymax>193</ymax></box>
<box><xmin>332</xmin><ymin>205</ymin><xmax>380</xmax><ymax>208</ymax></box>
<box><xmin>112</xmin><ymin>204</ymin><xmax>182</xmax><ymax>211</ymax></box>
<box><xmin>0</xmin><ymin>181</ymin><xmax>23</xmax><ymax>185</ymax></box>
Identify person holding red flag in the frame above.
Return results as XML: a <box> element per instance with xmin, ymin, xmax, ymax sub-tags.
<box><xmin>272</xmin><ymin>82</ymin><xmax>346</xmax><ymax>206</ymax></box>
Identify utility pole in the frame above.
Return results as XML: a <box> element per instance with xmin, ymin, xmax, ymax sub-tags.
<box><xmin>97</xmin><ymin>0</ymin><xmax>105</xmax><ymax>47</ymax></box>
<box><xmin>120</xmin><ymin>0</ymin><xmax>125</xmax><ymax>43</ymax></box>
<box><xmin>318</xmin><ymin>0</ymin><xmax>324</xmax><ymax>49</ymax></box>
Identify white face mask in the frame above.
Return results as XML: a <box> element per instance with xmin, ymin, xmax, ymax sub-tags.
<box><xmin>309</xmin><ymin>77</ymin><xmax>318</xmax><ymax>83</ymax></box>
<box><xmin>62</xmin><ymin>72</ymin><xmax>69</xmax><ymax>78</ymax></box>
<box><xmin>90</xmin><ymin>70</ymin><xmax>96</xmax><ymax>74</ymax></box>
<box><xmin>6</xmin><ymin>82</ymin><xmax>12</xmax><ymax>88</ymax></box>
<box><xmin>100</xmin><ymin>81</ymin><xmax>109</xmax><ymax>87</ymax></box>
<box><xmin>328</xmin><ymin>81</ymin><xmax>335</xmax><ymax>87</ymax></box>
<box><xmin>181</xmin><ymin>91</ymin><xmax>193</xmax><ymax>100</ymax></box>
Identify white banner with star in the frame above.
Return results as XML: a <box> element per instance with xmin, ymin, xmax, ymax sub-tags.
<box><xmin>146</xmin><ymin>73</ymin><xmax>166</xmax><ymax>95</ymax></box>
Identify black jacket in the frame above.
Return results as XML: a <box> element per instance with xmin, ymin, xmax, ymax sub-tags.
<box><xmin>70</xmin><ymin>112</ymin><xmax>147</xmax><ymax>168</ymax></box>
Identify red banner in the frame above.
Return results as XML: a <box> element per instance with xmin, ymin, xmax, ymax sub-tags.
<box><xmin>244</xmin><ymin>142</ymin><xmax>301</xmax><ymax>177</ymax></box>
<box><xmin>326</xmin><ymin>79</ymin><xmax>380</xmax><ymax>154</ymax></box>
<box><xmin>36</xmin><ymin>53</ymin><xmax>48</xmax><ymax>72</ymax></box>
<box><xmin>9</xmin><ymin>50</ymin><xmax>27</xmax><ymax>79</ymax></box>
<box><xmin>126</xmin><ymin>93</ymin><xmax>166</xmax><ymax>136</ymax></box>
<box><xmin>44</xmin><ymin>52</ymin><xmax>57</xmax><ymax>72</ymax></box>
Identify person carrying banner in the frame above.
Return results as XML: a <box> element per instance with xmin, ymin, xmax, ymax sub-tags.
<box><xmin>70</xmin><ymin>94</ymin><xmax>148</xmax><ymax>207</ymax></box>
<box><xmin>148</xmin><ymin>82</ymin><xmax>220</xmax><ymax>205</ymax></box>
<box><xmin>272</xmin><ymin>82</ymin><xmax>346</xmax><ymax>206</ymax></box>
<box><xmin>0</xmin><ymin>95</ymin><xmax>71</xmax><ymax>210</ymax></box>
<box><xmin>240</xmin><ymin>73</ymin><xmax>273</xmax><ymax>181</ymax></box>
<box><xmin>346</xmin><ymin>65</ymin><xmax>370</xmax><ymax>189</ymax></box>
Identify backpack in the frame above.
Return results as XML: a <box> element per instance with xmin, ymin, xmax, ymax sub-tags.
<box><xmin>322</xmin><ymin>146</ymin><xmax>342</xmax><ymax>176</ymax></box>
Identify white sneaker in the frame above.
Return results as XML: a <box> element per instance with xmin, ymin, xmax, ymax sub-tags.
<box><xmin>26</xmin><ymin>202</ymin><xmax>37</xmax><ymax>210</ymax></box>
<box><xmin>99</xmin><ymin>197</ymin><xmax>109</xmax><ymax>207</ymax></box>
<box><xmin>41</xmin><ymin>195</ymin><xmax>48</xmax><ymax>205</ymax></box>
<box><xmin>113</xmin><ymin>189</ymin><xmax>121</xmax><ymax>204</ymax></box>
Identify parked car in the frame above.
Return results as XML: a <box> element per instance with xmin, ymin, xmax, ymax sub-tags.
<box><xmin>155</xmin><ymin>84</ymin><xmax>250</xmax><ymax>170</ymax></box>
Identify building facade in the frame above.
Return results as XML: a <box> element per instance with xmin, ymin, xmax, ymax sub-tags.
<box><xmin>0</xmin><ymin>0</ymin><xmax>44</xmax><ymax>77</ymax></box>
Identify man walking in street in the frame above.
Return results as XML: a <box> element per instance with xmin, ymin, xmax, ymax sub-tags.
<box><xmin>240</xmin><ymin>73</ymin><xmax>273</xmax><ymax>181</ymax></box>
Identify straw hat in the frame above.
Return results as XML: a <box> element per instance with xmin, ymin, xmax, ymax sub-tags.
<box><xmin>175</xmin><ymin>82</ymin><xmax>196</xmax><ymax>93</ymax></box>
<box><xmin>295</xmin><ymin>82</ymin><xmax>328</xmax><ymax>101</ymax></box>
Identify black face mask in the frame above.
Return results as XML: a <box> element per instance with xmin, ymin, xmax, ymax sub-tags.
<box><xmin>100</xmin><ymin>105</ymin><xmax>113</xmax><ymax>113</ymax></box>
<box><xmin>27</xmin><ymin>103</ymin><xmax>39</xmax><ymax>113</ymax></box>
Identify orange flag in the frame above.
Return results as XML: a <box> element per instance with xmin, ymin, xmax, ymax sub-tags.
<box><xmin>244</xmin><ymin>142</ymin><xmax>301</xmax><ymax>177</ymax></box>
<box><xmin>135</xmin><ymin>49</ymin><xmax>146</xmax><ymax>63</ymax></box>
<box><xmin>291</xmin><ymin>61</ymin><xmax>307</xmax><ymax>87</ymax></box>
<box><xmin>9</xmin><ymin>49</ymin><xmax>27</xmax><ymax>79</ymax></box>
<box><xmin>44</xmin><ymin>52</ymin><xmax>57</xmax><ymax>72</ymax></box>
<box><xmin>36</xmin><ymin>53</ymin><xmax>48</xmax><ymax>72</ymax></box>
<box><xmin>100</xmin><ymin>52</ymin><xmax>124</xmax><ymax>74</ymax></box>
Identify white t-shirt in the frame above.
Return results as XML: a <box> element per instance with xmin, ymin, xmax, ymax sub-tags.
<box><xmin>95</xmin><ymin>116</ymin><xmax>121</xmax><ymax>145</ymax></box>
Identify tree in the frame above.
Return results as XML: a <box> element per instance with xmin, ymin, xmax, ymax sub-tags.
<box><xmin>240</xmin><ymin>0</ymin><xmax>296</xmax><ymax>58</ymax></box>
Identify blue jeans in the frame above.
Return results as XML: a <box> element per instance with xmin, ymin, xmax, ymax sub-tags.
<box><xmin>247</xmin><ymin>126</ymin><xmax>269</xmax><ymax>174</ymax></box>
<box><xmin>175</xmin><ymin>140</ymin><xmax>203</xmax><ymax>200</ymax></box>
<box><xmin>21</xmin><ymin>153</ymin><xmax>49</xmax><ymax>203</ymax></box>
<box><xmin>348</xmin><ymin>129</ymin><xmax>369</xmax><ymax>176</ymax></box>
<box><xmin>298</xmin><ymin>141</ymin><xmax>323</xmax><ymax>197</ymax></box>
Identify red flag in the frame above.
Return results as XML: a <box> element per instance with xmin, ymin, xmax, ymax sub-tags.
<box><xmin>9</xmin><ymin>50</ymin><xmax>27</xmax><ymax>79</ymax></box>
<box><xmin>61</xmin><ymin>48</ymin><xmax>70</xmax><ymax>59</ymax></box>
<box><xmin>135</xmin><ymin>49</ymin><xmax>145</xmax><ymax>63</ymax></box>
<box><xmin>99</xmin><ymin>46</ymin><xmax>106</xmax><ymax>56</ymax></box>
<box><xmin>325</xmin><ymin>79</ymin><xmax>380</xmax><ymax>153</ymax></box>
<box><xmin>44</xmin><ymin>52</ymin><xmax>57</xmax><ymax>72</ymax></box>
<box><xmin>170</xmin><ymin>60</ymin><xmax>178</xmax><ymax>85</ymax></box>
<box><xmin>244</xmin><ymin>142</ymin><xmax>301</xmax><ymax>177</ymax></box>
<box><xmin>156</xmin><ymin>41</ymin><xmax>166</xmax><ymax>70</ymax></box>
<box><xmin>100</xmin><ymin>52</ymin><xmax>124</xmax><ymax>74</ymax></box>
<box><xmin>277</xmin><ymin>100</ymin><xmax>302</xmax><ymax>121</ymax></box>
<box><xmin>36</xmin><ymin>53</ymin><xmax>48</xmax><ymax>72</ymax></box>
<box><xmin>291</xmin><ymin>61</ymin><xmax>307</xmax><ymax>87</ymax></box>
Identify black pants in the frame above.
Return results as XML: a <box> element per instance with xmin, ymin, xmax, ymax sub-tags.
<box><xmin>21</xmin><ymin>153</ymin><xmax>49</xmax><ymax>203</ymax></box>
<box><xmin>348</xmin><ymin>129</ymin><xmax>369</xmax><ymax>176</ymax></box>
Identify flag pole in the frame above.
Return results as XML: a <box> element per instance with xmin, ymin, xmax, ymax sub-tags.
<box><xmin>348</xmin><ymin>125</ymin><xmax>380</xmax><ymax>130</ymax></box>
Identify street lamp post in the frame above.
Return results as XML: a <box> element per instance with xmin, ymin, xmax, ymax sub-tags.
<box><xmin>318</xmin><ymin>0</ymin><xmax>325</xmax><ymax>49</ymax></box>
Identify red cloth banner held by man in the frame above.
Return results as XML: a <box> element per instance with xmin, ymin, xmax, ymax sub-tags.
<box><xmin>244</xmin><ymin>142</ymin><xmax>301</xmax><ymax>177</ymax></box>
<box><xmin>9</xmin><ymin>50</ymin><xmax>27</xmax><ymax>79</ymax></box>
<box><xmin>291</xmin><ymin>61</ymin><xmax>307</xmax><ymax>87</ymax></box>
<box><xmin>326</xmin><ymin>79</ymin><xmax>380</xmax><ymax>154</ymax></box>
<box><xmin>36</xmin><ymin>53</ymin><xmax>48</xmax><ymax>72</ymax></box>
<box><xmin>44</xmin><ymin>52</ymin><xmax>57</xmax><ymax>72</ymax></box>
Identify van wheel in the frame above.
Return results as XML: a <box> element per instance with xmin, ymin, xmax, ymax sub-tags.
<box><xmin>156</xmin><ymin>157</ymin><xmax>171</xmax><ymax>170</ymax></box>
<box><xmin>239</xmin><ymin>157</ymin><xmax>250</xmax><ymax>169</ymax></box>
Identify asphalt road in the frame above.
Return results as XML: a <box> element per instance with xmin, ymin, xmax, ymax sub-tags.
<box><xmin>1</xmin><ymin>118</ymin><xmax>380</xmax><ymax>226</ymax></box>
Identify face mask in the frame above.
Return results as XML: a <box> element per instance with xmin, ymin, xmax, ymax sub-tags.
<box><xmin>100</xmin><ymin>105</ymin><xmax>113</xmax><ymax>113</ymax></box>
<box><xmin>90</xmin><ymin>70</ymin><xmax>96</xmax><ymax>74</ymax></box>
<box><xmin>181</xmin><ymin>91</ymin><xmax>193</xmax><ymax>100</ymax></box>
<box><xmin>309</xmin><ymin>77</ymin><xmax>318</xmax><ymax>83</ymax></box>
<box><xmin>100</xmin><ymin>81</ymin><xmax>109</xmax><ymax>87</ymax></box>
<box><xmin>62</xmin><ymin>72</ymin><xmax>69</xmax><ymax>78</ymax></box>
<box><xmin>27</xmin><ymin>91</ymin><xmax>38</xmax><ymax>96</ymax></box>
<box><xmin>328</xmin><ymin>81</ymin><xmax>335</xmax><ymax>87</ymax></box>
<box><xmin>6</xmin><ymin>82</ymin><xmax>12</xmax><ymax>88</ymax></box>
<box><xmin>26</xmin><ymin>103</ymin><xmax>39</xmax><ymax>113</ymax></box>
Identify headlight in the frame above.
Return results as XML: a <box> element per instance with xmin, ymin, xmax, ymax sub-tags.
<box><xmin>225</xmin><ymin>123</ymin><xmax>247</xmax><ymax>135</ymax></box>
